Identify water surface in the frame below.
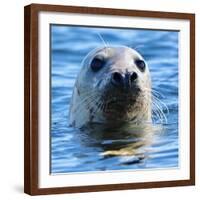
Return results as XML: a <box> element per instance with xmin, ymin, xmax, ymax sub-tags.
<box><xmin>51</xmin><ymin>25</ymin><xmax>178</xmax><ymax>173</ymax></box>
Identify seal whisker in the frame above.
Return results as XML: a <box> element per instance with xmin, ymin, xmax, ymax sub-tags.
<box><xmin>152</xmin><ymin>89</ymin><xmax>165</xmax><ymax>98</ymax></box>
<box><xmin>73</xmin><ymin>92</ymin><xmax>100</xmax><ymax>113</ymax></box>
<box><xmin>150</xmin><ymin>100</ymin><xmax>163</xmax><ymax>123</ymax></box>
<box><xmin>151</xmin><ymin>107</ymin><xmax>162</xmax><ymax>123</ymax></box>
<box><xmin>143</xmin><ymin>88</ymin><xmax>168</xmax><ymax>124</ymax></box>
<box><xmin>152</xmin><ymin>95</ymin><xmax>169</xmax><ymax>115</ymax></box>
<box><xmin>142</xmin><ymin>91</ymin><xmax>165</xmax><ymax>123</ymax></box>
<box><xmin>143</xmin><ymin>87</ymin><xmax>164</xmax><ymax>98</ymax></box>
<box><xmin>93</xmin><ymin>98</ymin><xmax>104</xmax><ymax>115</ymax></box>
<box><xmin>152</xmin><ymin>101</ymin><xmax>167</xmax><ymax>124</ymax></box>
<box><xmin>73</xmin><ymin>95</ymin><xmax>103</xmax><ymax>124</ymax></box>
<box><xmin>97</xmin><ymin>33</ymin><xmax>108</xmax><ymax>48</ymax></box>
<box><xmin>152</xmin><ymin>107</ymin><xmax>163</xmax><ymax>123</ymax></box>
<box><xmin>131</xmin><ymin>44</ymin><xmax>145</xmax><ymax>52</ymax></box>
<box><xmin>74</xmin><ymin>93</ymin><xmax>97</xmax><ymax>109</ymax></box>
<box><xmin>69</xmin><ymin>46</ymin><xmax>153</xmax><ymax>128</ymax></box>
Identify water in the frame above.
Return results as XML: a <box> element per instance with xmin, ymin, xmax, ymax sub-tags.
<box><xmin>51</xmin><ymin>25</ymin><xmax>178</xmax><ymax>174</ymax></box>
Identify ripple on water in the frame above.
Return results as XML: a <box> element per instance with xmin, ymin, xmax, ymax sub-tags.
<box><xmin>50</xmin><ymin>25</ymin><xmax>179</xmax><ymax>173</ymax></box>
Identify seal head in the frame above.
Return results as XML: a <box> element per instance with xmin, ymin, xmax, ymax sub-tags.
<box><xmin>69</xmin><ymin>46</ymin><xmax>151</xmax><ymax>128</ymax></box>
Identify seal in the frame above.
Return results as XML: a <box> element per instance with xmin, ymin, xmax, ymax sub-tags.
<box><xmin>69</xmin><ymin>46</ymin><xmax>152</xmax><ymax>128</ymax></box>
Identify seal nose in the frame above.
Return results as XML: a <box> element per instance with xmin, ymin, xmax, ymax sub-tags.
<box><xmin>111</xmin><ymin>72</ymin><xmax>124</xmax><ymax>87</ymax></box>
<box><xmin>111</xmin><ymin>72</ymin><xmax>138</xmax><ymax>88</ymax></box>
<box><xmin>130</xmin><ymin>72</ymin><xmax>138</xmax><ymax>83</ymax></box>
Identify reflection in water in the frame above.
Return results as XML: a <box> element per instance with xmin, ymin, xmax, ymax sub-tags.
<box><xmin>73</xmin><ymin>123</ymin><xmax>162</xmax><ymax>166</ymax></box>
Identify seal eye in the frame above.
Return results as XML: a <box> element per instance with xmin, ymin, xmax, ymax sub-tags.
<box><xmin>135</xmin><ymin>59</ymin><xmax>146</xmax><ymax>72</ymax></box>
<box><xmin>90</xmin><ymin>57</ymin><xmax>105</xmax><ymax>72</ymax></box>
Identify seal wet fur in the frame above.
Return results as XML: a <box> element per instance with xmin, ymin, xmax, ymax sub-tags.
<box><xmin>69</xmin><ymin>46</ymin><xmax>152</xmax><ymax>128</ymax></box>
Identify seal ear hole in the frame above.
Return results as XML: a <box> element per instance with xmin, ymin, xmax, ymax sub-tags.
<box><xmin>90</xmin><ymin>57</ymin><xmax>105</xmax><ymax>72</ymax></box>
<box><xmin>135</xmin><ymin>59</ymin><xmax>146</xmax><ymax>72</ymax></box>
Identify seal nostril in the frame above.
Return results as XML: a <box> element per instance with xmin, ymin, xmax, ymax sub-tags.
<box><xmin>130</xmin><ymin>72</ymin><xmax>138</xmax><ymax>82</ymax></box>
<box><xmin>112</xmin><ymin>72</ymin><xmax>123</xmax><ymax>86</ymax></box>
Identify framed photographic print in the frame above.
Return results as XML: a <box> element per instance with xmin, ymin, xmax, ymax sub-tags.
<box><xmin>24</xmin><ymin>4</ymin><xmax>195</xmax><ymax>195</ymax></box>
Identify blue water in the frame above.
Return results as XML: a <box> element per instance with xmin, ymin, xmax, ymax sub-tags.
<box><xmin>51</xmin><ymin>25</ymin><xmax>178</xmax><ymax>173</ymax></box>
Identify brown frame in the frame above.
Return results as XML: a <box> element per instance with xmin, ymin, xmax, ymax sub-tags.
<box><xmin>24</xmin><ymin>3</ymin><xmax>195</xmax><ymax>195</ymax></box>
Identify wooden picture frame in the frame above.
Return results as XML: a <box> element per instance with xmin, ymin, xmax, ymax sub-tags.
<box><xmin>24</xmin><ymin>3</ymin><xmax>195</xmax><ymax>195</ymax></box>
